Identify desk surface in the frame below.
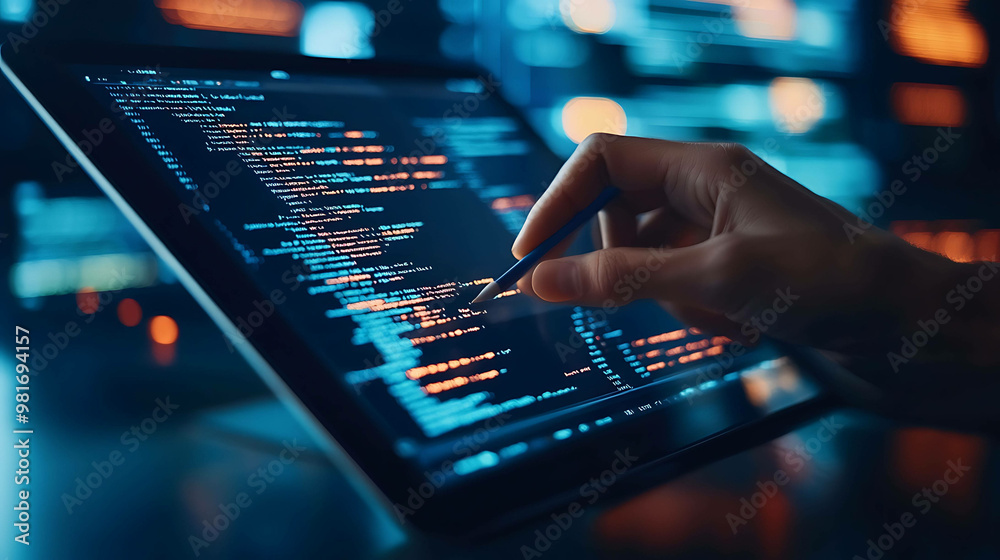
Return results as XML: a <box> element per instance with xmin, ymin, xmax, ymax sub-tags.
<box><xmin>11</xmin><ymin>290</ymin><xmax>1000</xmax><ymax>560</ymax></box>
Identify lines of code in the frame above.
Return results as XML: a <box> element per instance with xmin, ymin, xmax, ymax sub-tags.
<box><xmin>84</xmin><ymin>68</ymin><xmax>750</xmax><ymax>449</ymax></box>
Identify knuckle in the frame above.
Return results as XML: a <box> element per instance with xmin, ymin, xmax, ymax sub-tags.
<box><xmin>723</xmin><ymin>142</ymin><xmax>753</xmax><ymax>165</ymax></box>
<box><xmin>591</xmin><ymin>250</ymin><xmax>626</xmax><ymax>295</ymax></box>
<box><xmin>704</xmin><ymin>143</ymin><xmax>751</xmax><ymax>173</ymax></box>
<box><xmin>579</xmin><ymin>133</ymin><xmax>615</xmax><ymax>155</ymax></box>
<box><xmin>696</xmin><ymin>143</ymin><xmax>753</xmax><ymax>192</ymax></box>
<box><xmin>715</xmin><ymin>143</ymin><xmax>766</xmax><ymax>197</ymax></box>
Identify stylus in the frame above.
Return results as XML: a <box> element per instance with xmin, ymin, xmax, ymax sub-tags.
<box><xmin>471</xmin><ymin>186</ymin><xmax>621</xmax><ymax>304</ymax></box>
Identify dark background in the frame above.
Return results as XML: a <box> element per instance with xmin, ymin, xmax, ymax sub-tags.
<box><xmin>1</xmin><ymin>0</ymin><xmax>999</xmax><ymax>558</ymax></box>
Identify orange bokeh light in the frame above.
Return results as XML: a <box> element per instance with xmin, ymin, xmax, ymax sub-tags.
<box><xmin>931</xmin><ymin>231</ymin><xmax>974</xmax><ymax>263</ymax></box>
<box><xmin>149</xmin><ymin>316</ymin><xmax>179</xmax><ymax>345</ymax></box>
<box><xmin>117</xmin><ymin>298</ymin><xmax>143</xmax><ymax>327</ymax></box>
<box><xmin>561</xmin><ymin>97</ymin><xmax>627</xmax><ymax>144</ymax></box>
<box><xmin>893</xmin><ymin>221</ymin><xmax>1000</xmax><ymax>263</ymax></box>
<box><xmin>156</xmin><ymin>0</ymin><xmax>303</xmax><ymax>37</ymax></box>
<box><xmin>888</xmin><ymin>0</ymin><xmax>988</xmax><ymax>67</ymax></box>
<box><xmin>891</xmin><ymin>83</ymin><xmax>966</xmax><ymax>127</ymax></box>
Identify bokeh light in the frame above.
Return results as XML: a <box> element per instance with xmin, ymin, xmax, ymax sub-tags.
<box><xmin>932</xmin><ymin>231</ymin><xmax>975</xmax><ymax>263</ymax></box>
<box><xmin>561</xmin><ymin>0</ymin><xmax>616</xmax><ymax>34</ymax></box>
<box><xmin>891</xmin><ymin>83</ymin><xmax>967</xmax><ymax>127</ymax></box>
<box><xmin>117</xmin><ymin>298</ymin><xmax>143</xmax><ymax>327</ymax></box>
<box><xmin>149</xmin><ymin>316</ymin><xmax>179</xmax><ymax>345</ymax></box>
<box><xmin>768</xmin><ymin>77</ymin><xmax>825</xmax><ymax>134</ymax></box>
<box><xmin>889</xmin><ymin>0</ymin><xmax>988</xmax><ymax>67</ymax></box>
<box><xmin>76</xmin><ymin>287</ymin><xmax>99</xmax><ymax>315</ymax></box>
<box><xmin>561</xmin><ymin>97</ymin><xmax>627</xmax><ymax>143</ymax></box>
<box><xmin>300</xmin><ymin>2</ymin><xmax>374</xmax><ymax>59</ymax></box>
<box><xmin>155</xmin><ymin>0</ymin><xmax>303</xmax><ymax>37</ymax></box>
<box><xmin>701</xmin><ymin>0</ymin><xmax>796</xmax><ymax>40</ymax></box>
<box><xmin>893</xmin><ymin>222</ymin><xmax>1000</xmax><ymax>263</ymax></box>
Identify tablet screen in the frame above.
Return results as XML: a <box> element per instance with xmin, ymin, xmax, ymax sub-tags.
<box><xmin>71</xmin><ymin>63</ymin><xmax>818</xmax><ymax>479</ymax></box>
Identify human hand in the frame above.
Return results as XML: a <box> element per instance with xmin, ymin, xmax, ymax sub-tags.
<box><xmin>513</xmin><ymin>134</ymin><xmax>997</xmax><ymax>367</ymax></box>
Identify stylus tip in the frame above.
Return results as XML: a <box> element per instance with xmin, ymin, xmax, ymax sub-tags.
<box><xmin>470</xmin><ymin>281</ymin><xmax>501</xmax><ymax>304</ymax></box>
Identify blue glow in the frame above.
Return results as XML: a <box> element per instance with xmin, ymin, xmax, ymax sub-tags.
<box><xmin>798</xmin><ymin>9</ymin><xmax>836</xmax><ymax>48</ymax></box>
<box><xmin>513</xmin><ymin>30</ymin><xmax>589</xmax><ymax>68</ymax></box>
<box><xmin>499</xmin><ymin>442</ymin><xmax>529</xmax><ymax>458</ymax></box>
<box><xmin>11</xmin><ymin>182</ymin><xmax>160</xmax><ymax>298</ymax></box>
<box><xmin>270</xmin><ymin>70</ymin><xmax>290</xmax><ymax>80</ymax></box>
<box><xmin>444</xmin><ymin>79</ymin><xmax>482</xmax><ymax>94</ymax></box>
<box><xmin>617</xmin><ymin>2</ymin><xmax>856</xmax><ymax>75</ymax></box>
<box><xmin>301</xmin><ymin>2</ymin><xmax>374</xmax><ymax>60</ymax></box>
<box><xmin>439</xmin><ymin>24</ymin><xmax>476</xmax><ymax>60</ymax></box>
<box><xmin>761</xmin><ymin>143</ymin><xmax>878</xmax><ymax>202</ymax></box>
<box><xmin>505</xmin><ymin>0</ymin><xmax>556</xmax><ymax>30</ymax></box>
<box><xmin>453</xmin><ymin>451</ymin><xmax>500</xmax><ymax>475</ymax></box>
<box><xmin>553</xmin><ymin>428</ymin><xmax>573</xmax><ymax>440</ymax></box>
<box><xmin>723</xmin><ymin>84</ymin><xmax>770</xmax><ymax>125</ymax></box>
<box><xmin>0</xmin><ymin>0</ymin><xmax>32</xmax><ymax>22</ymax></box>
<box><xmin>439</xmin><ymin>0</ymin><xmax>476</xmax><ymax>25</ymax></box>
<box><xmin>11</xmin><ymin>254</ymin><xmax>158</xmax><ymax>298</ymax></box>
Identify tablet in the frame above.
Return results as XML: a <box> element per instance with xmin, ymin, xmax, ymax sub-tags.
<box><xmin>3</xmin><ymin>42</ymin><xmax>824</xmax><ymax>536</ymax></box>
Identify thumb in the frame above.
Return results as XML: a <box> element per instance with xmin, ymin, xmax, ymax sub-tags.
<box><xmin>530</xmin><ymin>238</ymin><xmax>735</xmax><ymax>309</ymax></box>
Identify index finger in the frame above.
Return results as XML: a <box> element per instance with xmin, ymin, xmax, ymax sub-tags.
<box><xmin>511</xmin><ymin>134</ymin><xmax>722</xmax><ymax>259</ymax></box>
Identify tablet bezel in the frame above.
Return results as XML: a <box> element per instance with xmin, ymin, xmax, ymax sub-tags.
<box><xmin>2</xmin><ymin>41</ymin><xmax>828</xmax><ymax>537</ymax></box>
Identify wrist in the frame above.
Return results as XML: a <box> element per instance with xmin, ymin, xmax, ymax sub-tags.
<box><xmin>878</xmin><ymin>238</ymin><xmax>1000</xmax><ymax>369</ymax></box>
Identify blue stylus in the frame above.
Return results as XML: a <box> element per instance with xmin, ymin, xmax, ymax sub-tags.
<box><xmin>471</xmin><ymin>186</ymin><xmax>620</xmax><ymax>303</ymax></box>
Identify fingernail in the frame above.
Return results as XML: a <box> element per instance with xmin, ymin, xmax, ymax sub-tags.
<box><xmin>545</xmin><ymin>260</ymin><xmax>582</xmax><ymax>298</ymax></box>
